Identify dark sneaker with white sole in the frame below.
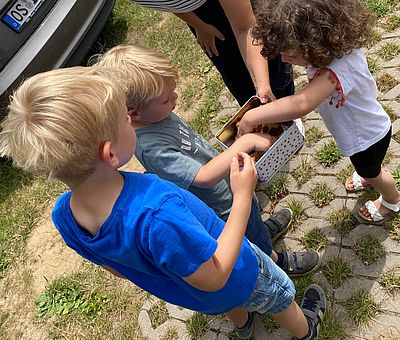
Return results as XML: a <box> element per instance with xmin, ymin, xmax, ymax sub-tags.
<box><xmin>279</xmin><ymin>251</ymin><xmax>320</xmax><ymax>278</ymax></box>
<box><xmin>234</xmin><ymin>311</ymin><xmax>254</xmax><ymax>339</ymax></box>
<box><xmin>263</xmin><ymin>208</ymin><xmax>293</xmax><ymax>244</ymax></box>
<box><xmin>296</xmin><ymin>284</ymin><xmax>326</xmax><ymax>340</ymax></box>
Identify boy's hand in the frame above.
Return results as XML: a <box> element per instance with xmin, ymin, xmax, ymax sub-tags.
<box><xmin>230</xmin><ymin>152</ymin><xmax>257</xmax><ymax>199</ymax></box>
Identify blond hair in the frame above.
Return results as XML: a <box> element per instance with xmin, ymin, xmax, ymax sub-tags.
<box><xmin>0</xmin><ymin>66</ymin><xmax>126</xmax><ymax>186</ymax></box>
<box><xmin>93</xmin><ymin>45</ymin><xmax>178</xmax><ymax>110</ymax></box>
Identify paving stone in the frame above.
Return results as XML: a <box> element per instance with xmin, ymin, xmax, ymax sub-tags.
<box><xmin>199</xmin><ymin>330</ymin><xmax>218</xmax><ymax>340</ymax></box>
<box><xmin>295</xmin><ymin>217</ymin><xmax>342</xmax><ymax>245</ymax></box>
<box><xmin>305</xmin><ymin>198</ymin><xmax>348</xmax><ymax>220</ymax></box>
<box><xmin>335</xmin><ymin>276</ymin><xmax>382</xmax><ymax>301</ymax></box>
<box><xmin>375</xmin><ymin>327</ymin><xmax>400</xmax><ymax>340</ymax></box>
<box><xmin>155</xmin><ymin>319</ymin><xmax>190</xmax><ymax>340</ymax></box>
<box><xmin>166</xmin><ymin>303</ymin><xmax>194</xmax><ymax>321</ymax></box>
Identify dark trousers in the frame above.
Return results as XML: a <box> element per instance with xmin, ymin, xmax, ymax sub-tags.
<box><xmin>191</xmin><ymin>0</ymin><xmax>294</xmax><ymax>106</ymax></box>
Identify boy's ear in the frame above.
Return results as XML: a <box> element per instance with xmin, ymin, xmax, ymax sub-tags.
<box><xmin>99</xmin><ymin>141</ymin><xmax>120</xmax><ymax>167</ymax></box>
<box><xmin>128</xmin><ymin>109</ymin><xmax>140</xmax><ymax>121</ymax></box>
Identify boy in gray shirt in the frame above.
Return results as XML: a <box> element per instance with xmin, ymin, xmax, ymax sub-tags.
<box><xmin>95</xmin><ymin>45</ymin><xmax>320</xmax><ymax>276</ymax></box>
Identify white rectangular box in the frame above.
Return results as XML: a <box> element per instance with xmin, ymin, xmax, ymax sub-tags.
<box><xmin>215</xmin><ymin>96</ymin><xmax>304</xmax><ymax>182</ymax></box>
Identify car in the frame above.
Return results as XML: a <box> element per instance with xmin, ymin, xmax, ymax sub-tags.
<box><xmin>0</xmin><ymin>0</ymin><xmax>116</xmax><ymax>121</ymax></box>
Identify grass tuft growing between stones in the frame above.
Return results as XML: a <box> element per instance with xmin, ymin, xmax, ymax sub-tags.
<box><xmin>322</xmin><ymin>256</ymin><xmax>352</xmax><ymax>287</ymax></box>
<box><xmin>385</xmin><ymin>214</ymin><xmax>400</xmax><ymax>241</ymax></box>
<box><xmin>316</xmin><ymin>141</ymin><xmax>341</xmax><ymax>167</ymax></box>
<box><xmin>376</xmin><ymin>73</ymin><xmax>399</xmax><ymax>92</ymax></box>
<box><xmin>366</xmin><ymin>56</ymin><xmax>380</xmax><ymax>74</ymax></box>
<box><xmin>327</xmin><ymin>207</ymin><xmax>357</xmax><ymax>236</ymax></box>
<box><xmin>160</xmin><ymin>326</ymin><xmax>179</xmax><ymax>340</ymax></box>
<box><xmin>149</xmin><ymin>300</ymin><xmax>169</xmax><ymax>328</ymax></box>
<box><xmin>336</xmin><ymin>164</ymin><xmax>355</xmax><ymax>185</ymax></box>
<box><xmin>309</xmin><ymin>182</ymin><xmax>335</xmax><ymax>207</ymax></box>
<box><xmin>300</xmin><ymin>229</ymin><xmax>328</xmax><ymax>251</ymax></box>
<box><xmin>319</xmin><ymin>309</ymin><xmax>347</xmax><ymax>340</ymax></box>
<box><xmin>345</xmin><ymin>289</ymin><xmax>378</xmax><ymax>326</ymax></box>
<box><xmin>291</xmin><ymin>157</ymin><xmax>316</xmax><ymax>186</ymax></box>
<box><xmin>378</xmin><ymin>267</ymin><xmax>400</xmax><ymax>295</ymax></box>
<box><xmin>186</xmin><ymin>313</ymin><xmax>209</xmax><ymax>339</ymax></box>
<box><xmin>259</xmin><ymin>313</ymin><xmax>279</xmax><ymax>333</ymax></box>
<box><xmin>265</xmin><ymin>174</ymin><xmax>289</xmax><ymax>200</ymax></box>
<box><xmin>305</xmin><ymin>126</ymin><xmax>324</xmax><ymax>146</ymax></box>
<box><xmin>377</xmin><ymin>42</ymin><xmax>400</xmax><ymax>61</ymax></box>
<box><xmin>354</xmin><ymin>234</ymin><xmax>385</xmax><ymax>265</ymax></box>
<box><xmin>286</xmin><ymin>198</ymin><xmax>306</xmax><ymax>227</ymax></box>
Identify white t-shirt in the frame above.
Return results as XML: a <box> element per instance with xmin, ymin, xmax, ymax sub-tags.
<box><xmin>307</xmin><ymin>49</ymin><xmax>391</xmax><ymax>156</ymax></box>
<box><xmin>132</xmin><ymin>0</ymin><xmax>207</xmax><ymax>13</ymax></box>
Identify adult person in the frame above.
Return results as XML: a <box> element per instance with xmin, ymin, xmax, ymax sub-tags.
<box><xmin>131</xmin><ymin>0</ymin><xmax>294</xmax><ymax>105</ymax></box>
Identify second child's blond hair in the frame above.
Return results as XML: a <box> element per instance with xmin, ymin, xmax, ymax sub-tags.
<box><xmin>0</xmin><ymin>66</ymin><xmax>126</xmax><ymax>186</ymax></box>
<box><xmin>93</xmin><ymin>45</ymin><xmax>178</xmax><ymax>110</ymax></box>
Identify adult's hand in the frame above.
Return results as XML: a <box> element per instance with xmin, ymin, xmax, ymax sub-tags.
<box><xmin>174</xmin><ymin>12</ymin><xmax>225</xmax><ymax>57</ymax></box>
<box><xmin>195</xmin><ymin>23</ymin><xmax>225</xmax><ymax>57</ymax></box>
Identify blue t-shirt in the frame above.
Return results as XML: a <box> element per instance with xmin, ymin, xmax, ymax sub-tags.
<box><xmin>52</xmin><ymin>172</ymin><xmax>258</xmax><ymax>315</ymax></box>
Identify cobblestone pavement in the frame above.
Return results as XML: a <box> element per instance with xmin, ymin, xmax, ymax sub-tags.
<box><xmin>137</xmin><ymin>25</ymin><xmax>400</xmax><ymax>340</ymax></box>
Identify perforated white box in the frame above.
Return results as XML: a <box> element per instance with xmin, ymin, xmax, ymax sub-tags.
<box><xmin>215</xmin><ymin>97</ymin><xmax>304</xmax><ymax>182</ymax></box>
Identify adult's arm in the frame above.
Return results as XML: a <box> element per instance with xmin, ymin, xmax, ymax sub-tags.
<box><xmin>219</xmin><ymin>0</ymin><xmax>273</xmax><ymax>103</ymax></box>
<box><xmin>174</xmin><ymin>12</ymin><xmax>225</xmax><ymax>57</ymax></box>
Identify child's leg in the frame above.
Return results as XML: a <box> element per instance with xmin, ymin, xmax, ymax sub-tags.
<box><xmin>226</xmin><ymin>308</ymin><xmax>248</xmax><ymax>327</ymax></box>
<box><xmin>272</xmin><ymin>301</ymin><xmax>308</xmax><ymax>338</ymax></box>
<box><xmin>359</xmin><ymin>169</ymin><xmax>400</xmax><ymax>218</ymax></box>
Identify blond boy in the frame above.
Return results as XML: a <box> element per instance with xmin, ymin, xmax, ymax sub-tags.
<box><xmin>0</xmin><ymin>66</ymin><xmax>325</xmax><ymax>339</ymax></box>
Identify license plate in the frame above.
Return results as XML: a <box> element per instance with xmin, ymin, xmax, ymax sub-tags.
<box><xmin>2</xmin><ymin>0</ymin><xmax>45</xmax><ymax>32</ymax></box>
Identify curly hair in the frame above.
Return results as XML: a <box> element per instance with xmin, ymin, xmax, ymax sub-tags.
<box><xmin>251</xmin><ymin>0</ymin><xmax>376</xmax><ymax>68</ymax></box>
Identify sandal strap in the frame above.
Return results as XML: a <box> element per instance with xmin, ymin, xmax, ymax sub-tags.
<box><xmin>364</xmin><ymin>200</ymin><xmax>383</xmax><ymax>222</ymax></box>
<box><xmin>379</xmin><ymin>196</ymin><xmax>400</xmax><ymax>213</ymax></box>
<box><xmin>352</xmin><ymin>172</ymin><xmax>364</xmax><ymax>191</ymax></box>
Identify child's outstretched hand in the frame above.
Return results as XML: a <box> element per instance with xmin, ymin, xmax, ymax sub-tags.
<box><xmin>230</xmin><ymin>152</ymin><xmax>257</xmax><ymax>200</ymax></box>
<box><xmin>237</xmin><ymin>112</ymin><xmax>255</xmax><ymax>136</ymax></box>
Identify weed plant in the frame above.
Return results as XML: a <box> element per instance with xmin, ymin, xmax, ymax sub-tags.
<box><xmin>345</xmin><ymin>290</ymin><xmax>378</xmax><ymax>326</ymax></box>
<box><xmin>327</xmin><ymin>207</ymin><xmax>357</xmax><ymax>236</ymax></box>
<box><xmin>354</xmin><ymin>234</ymin><xmax>385</xmax><ymax>265</ymax></box>
<box><xmin>309</xmin><ymin>182</ymin><xmax>335</xmax><ymax>207</ymax></box>
<box><xmin>322</xmin><ymin>256</ymin><xmax>352</xmax><ymax>287</ymax></box>
<box><xmin>317</xmin><ymin>141</ymin><xmax>341</xmax><ymax>167</ymax></box>
<box><xmin>300</xmin><ymin>229</ymin><xmax>328</xmax><ymax>251</ymax></box>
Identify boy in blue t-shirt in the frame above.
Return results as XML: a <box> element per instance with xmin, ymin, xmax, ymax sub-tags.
<box><xmin>95</xmin><ymin>44</ymin><xmax>320</xmax><ymax>277</ymax></box>
<box><xmin>0</xmin><ymin>66</ymin><xmax>325</xmax><ymax>339</ymax></box>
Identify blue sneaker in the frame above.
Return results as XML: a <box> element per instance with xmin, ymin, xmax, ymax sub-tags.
<box><xmin>234</xmin><ymin>311</ymin><xmax>254</xmax><ymax>339</ymax></box>
<box><xmin>264</xmin><ymin>208</ymin><xmax>293</xmax><ymax>244</ymax></box>
<box><xmin>297</xmin><ymin>284</ymin><xmax>326</xmax><ymax>340</ymax></box>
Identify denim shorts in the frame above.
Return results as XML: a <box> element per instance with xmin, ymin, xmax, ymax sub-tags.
<box><xmin>240</xmin><ymin>243</ymin><xmax>295</xmax><ymax>314</ymax></box>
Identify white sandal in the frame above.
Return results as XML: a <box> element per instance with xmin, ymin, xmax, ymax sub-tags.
<box><xmin>357</xmin><ymin>196</ymin><xmax>400</xmax><ymax>225</ymax></box>
<box><xmin>345</xmin><ymin>171</ymin><xmax>367</xmax><ymax>192</ymax></box>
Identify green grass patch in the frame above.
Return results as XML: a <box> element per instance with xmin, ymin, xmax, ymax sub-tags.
<box><xmin>358</xmin><ymin>186</ymin><xmax>380</xmax><ymax>205</ymax></box>
<box><xmin>149</xmin><ymin>300</ymin><xmax>169</xmax><ymax>328</ymax></box>
<box><xmin>336</xmin><ymin>164</ymin><xmax>355</xmax><ymax>185</ymax></box>
<box><xmin>291</xmin><ymin>157</ymin><xmax>316</xmax><ymax>186</ymax></box>
<box><xmin>265</xmin><ymin>174</ymin><xmax>289</xmax><ymax>200</ymax></box>
<box><xmin>377</xmin><ymin>42</ymin><xmax>400</xmax><ymax>61</ymax></box>
<box><xmin>286</xmin><ymin>198</ymin><xmax>306</xmax><ymax>227</ymax></box>
<box><xmin>383</xmin><ymin>15</ymin><xmax>400</xmax><ymax>30</ymax></box>
<box><xmin>327</xmin><ymin>207</ymin><xmax>358</xmax><ymax>236</ymax></box>
<box><xmin>186</xmin><ymin>313</ymin><xmax>209</xmax><ymax>339</ymax></box>
<box><xmin>305</xmin><ymin>126</ymin><xmax>324</xmax><ymax>146</ymax></box>
<box><xmin>366</xmin><ymin>56</ymin><xmax>380</xmax><ymax>74</ymax></box>
<box><xmin>36</xmin><ymin>266</ymin><xmax>147</xmax><ymax>339</ymax></box>
<box><xmin>316</xmin><ymin>141</ymin><xmax>341</xmax><ymax>167</ymax></box>
<box><xmin>259</xmin><ymin>313</ymin><xmax>279</xmax><ymax>333</ymax></box>
<box><xmin>362</xmin><ymin>0</ymin><xmax>398</xmax><ymax>18</ymax></box>
<box><xmin>301</xmin><ymin>229</ymin><xmax>328</xmax><ymax>251</ymax></box>
<box><xmin>394</xmin><ymin>165</ymin><xmax>400</xmax><ymax>187</ymax></box>
<box><xmin>345</xmin><ymin>289</ymin><xmax>378</xmax><ymax>326</ymax></box>
<box><xmin>309</xmin><ymin>182</ymin><xmax>335</xmax><ymax>207</ymax></box>
<box><xmin>378</xmin><ymin>267</ymin><xmax>400</xmax><ymax>295</ymax></box>
<box><xmin>319</xmin><ymin>309</ymin><xmax>347</xmax><ymax>340</ymax></box>
<box><xmin>322</xmin><ymin>256</ymin><xmax>352</xmax><ymax>287</ymax></box>
<box><xmin>0</xmin><ymin>163</ymin><xmax>65</xmax><ymax>275</ymax></box>
<box><xmin>354</xmin><ymin>234</ymin><xmax>385</xmax><ymax>265</ymax></box>
<box><xmin>215</xmin><ymin>114</ymin><xmax>232</xmax><ymax>128</ymax></box>
<box><xmin>364</xmin><ymin>29</ymin><xmax>382</xmax><ymax>47</ymax></box>
<box><xmin>385</xmin><ymin>214</ymin><xmax>400</xmax><ymax>241</ymax></box>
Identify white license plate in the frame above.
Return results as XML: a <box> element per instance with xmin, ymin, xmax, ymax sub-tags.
<box><xmin>2</xmin><ymin>0</ymin><xmax>45</xmax><ymax>32</ymax></box>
